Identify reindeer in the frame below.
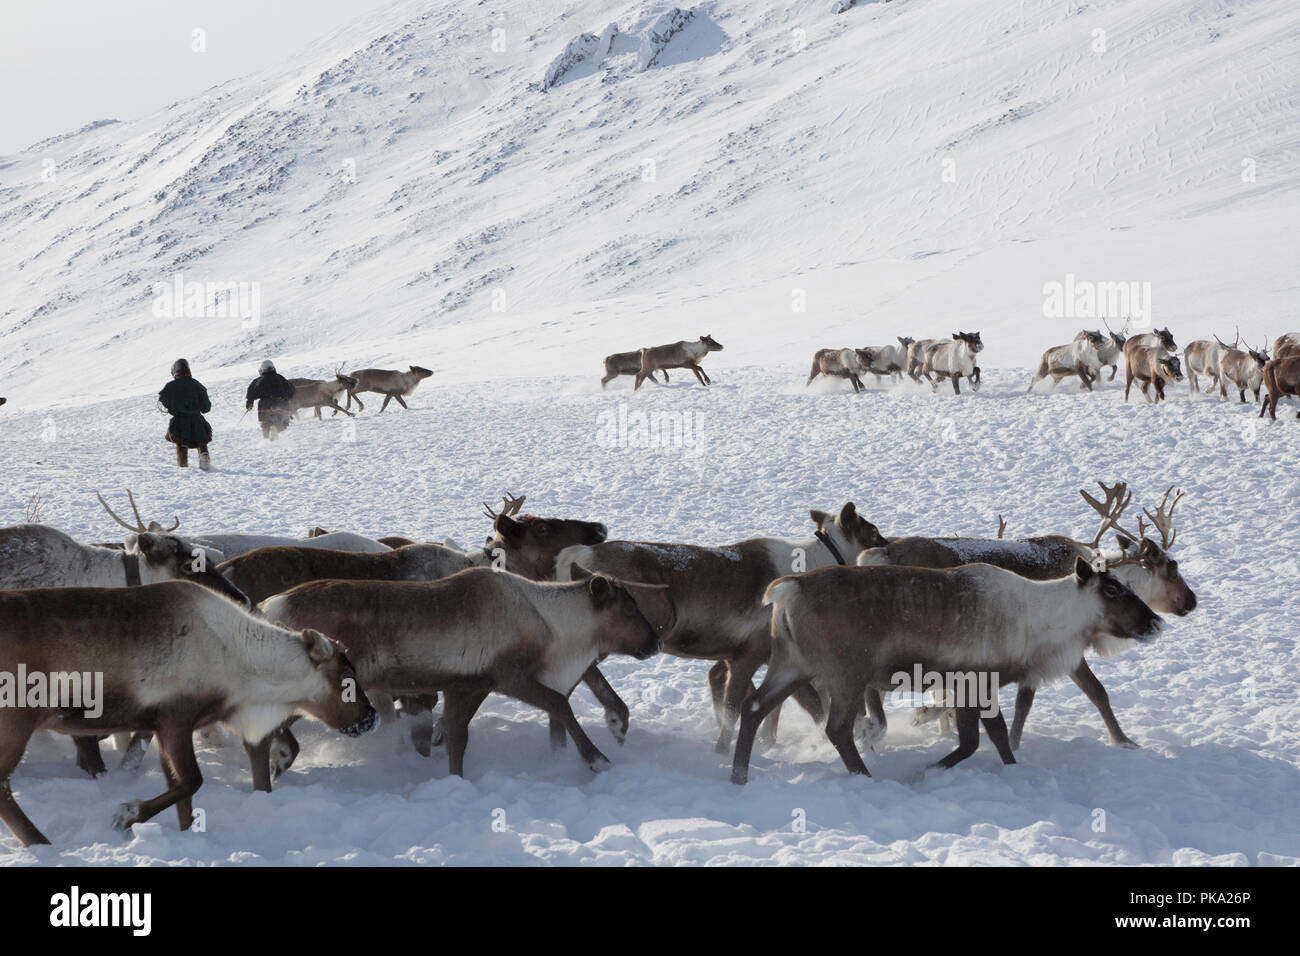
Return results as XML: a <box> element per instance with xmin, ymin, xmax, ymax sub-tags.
<box><xmin>730</xmin><ymin>557</ymin><xmax>1163</xmax><ymax>784</ymax></box>
<box><xmin>601</xmin><ymin>351</ymin><xmax>666</xmax><ymax>388</ymax></box>
<box><xmin>807</xmin><ymin>348</ymin><xmax>869</xmax><ymax>393</ymax></box>
<box><xmin>1028</xmin><ymin>331</ymin><xmax>1105</xmax><ymax>392</ymax></box>
<box><xmin>1218</xmin><ymin>340</ymin><xmax>1270</xmax><ymax>403</ymax></box>
<box><xmin>856</xmin><ymin>482</ymin><xmax>1195</xmax><ymax>749</ymax></box>
<box><xmin>923</xmin><ymin>332</ymin><xmax>983</xmax><ymax>394</ymax></box>
<box><xmin>1182</xmin><ymin>339</ymin><xmax>1227</xmax><ymax>396</ymax></box>
<box><xmin>1273</xmin><ymin>333</ymin><xmax>1300</xmax><ymax>355</ymax></box>
<box><xmin>859</xmin><ymin>338</ymin><xmax>913</xmax><ymax>383</ymax></box>
<box><xmin>259</xmin><ymin>567</ymin><xmax>663</xmax><ymax>777</ymax></box>
<box><xmin>907</xmin><ymin>339</ymin><xmax>947</xmax><ymax>381</ymax></box>
<box><xmin>1125</xmin><ymin>345</ymin><xmax>1183</xmax><ymax>403</ymax></box>
<box><xmin>1077</xmin><ymin>320</ymin><xmax>1127</xmax><ymax>380</ymax></box>
<box><xmin>170</xmin><ymin>529</ymin><xmax>391</xmax><ymax>562</ymax></box>
<box><xmin>342</xmin><ymin>365</ymin><xmax>433</xmax><ymax>412</ymax></box>
<box><xmin>288</xmin><ymin>370</ymin><xmax>358</xmax><ymax>419</ymax></box>
<box><xmin>1259</xmin><ymin>355</ymin><xmax>1300</xmax><ymax>420</ymax></box>
<box><xmin>0</xmin><ymin>581</ymin><xmax>375</xmax><ymax>846</ymax></box>
<box><xmin>633</xmin><ymin>335</ymin><xmax>723</xmax><ymax>390</ymax></box>
<box><xmin>1277</xmin><ymin>343</ymin><xmax>1300</xmax><ymax>361</ymax></box>
<box><xmin>553</xmin><ymin>503</ymin><xmax>889</xmax><ymax>753</ymax></box>
<box><xmin>1121</xmin><ymin>328</ymin><xmax>1177</xmax><ymax>400</ymax></box>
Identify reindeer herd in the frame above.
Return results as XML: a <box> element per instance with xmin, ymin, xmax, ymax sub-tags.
<box><xmin>0</xmin><ymin>477</ymin><xmax>1202</xmax><ymax>847</ymax></box>
<box><xmin>599</xmin><ymin>327</ymin><xmax>1300</xmax><ymax>417</ymax></box>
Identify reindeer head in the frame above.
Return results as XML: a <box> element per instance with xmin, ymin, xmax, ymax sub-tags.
<box><xmin>953</xmin><ymin>331</ymin><xmax>984</xmax><ymax>352</ymax></box>
<box><xmin>1154</xmin><ymin>328</ymin><xmax>1177</xmax><ymax>352</ymax></box>
<box><xmin>1073</xmin><ymin>558</ymin><xmax>1163</xmax><ymax>646</ymax></box>
<box><xmin>290</xmin><ymin>629</ymin><xmax>377</xmax><ymax>738</ymax></box>
<box><xmin>897</xmin><ymin>336</ymin><xmax>915</xmax><ymax>348</ymax></box>
<box><xmin>855</xmin><ymin>348</ymin><xmax>875</xmax><ymax>367</ymax></box>
<box><xmin>809</xmin><ymin>502</ymin><xmax>888</xmax><ymax>560</ymax></box>
<box><xmin>568</xmin><ymin>565</ymin><xmax>663</xmax><ymax>661</ymax></box>
<box><xmin>1248</xmin><ymin>345</ymin><xmax>1271</xmax><ymax>367</ymax></box>
<box><xmin>1084</xmin><ymin>330</ymin><xmax>1106</xmax><ymax>350</ymax></box>
<box><xmin>700</xmin><ymin>334</ymin><xmax>723</xmax><ymax>352</ymax></box>
<box><xmin>408</xmin><ymin>366</ymin><xmax>433</xmax><ymax>380</ymax></box>
<box><xmin>335</xmin><ymin>374</ymin><xmax>359</xmax><ymax>389</ymax></box>
<box><xmin>484</xmin><ymin>494</ymin><xmax>608</xmax><ymax>579</ymax></box>
<box><xmin>1159</xmin><ymin>354</ymin><xmax>1184</xmax><ymax>382</ymax></box>
<box><xmin>1083</xmin><ymin>482</ymin><xmax>1196</xmax><ymax>617</ymax></box>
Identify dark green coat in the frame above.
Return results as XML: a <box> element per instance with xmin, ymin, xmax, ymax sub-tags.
<box><xmin>159</xmin><ymin>376</ymin><xmax>213</xmax><ymax>447</ymax></box>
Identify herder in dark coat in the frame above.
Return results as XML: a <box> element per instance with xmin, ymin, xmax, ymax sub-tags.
<box><xmin>246</xmin><ymin>360</ymin><xmax>296</xmax><ymax>440</ymax></box>
<box><xmin>159</xmin><ymin>358</ymin><xmax>213</xmax><ymax>470</ymax></box>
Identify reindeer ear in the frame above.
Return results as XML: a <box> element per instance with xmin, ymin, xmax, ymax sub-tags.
<box><xmin>1139</xmin><ymin>537</ymin><xmax>1162</xmax><ymax>559</ymax></box>
<box><xmin>1114</xmin><ymin>533</ymin><xmax>1135</xmax><ymax>552</ymax></box>
<box><xmin>1074</xmin><ymin>556</ymin><xmax>1094</xmax><ymax>585</ymax></box>
<box><xmin>839</xmin><ymin>502</ymin><xmax>857</xmax><ymax>524</ymax></box>
<box><xmin>301</xmin><ymin>629</ymin><xmax>336</xmax><ymax>663</ymax></box>
<box><xmin>494</xmin><ymin>514</ymin><xmax>525</xmax><ymax>544</ymax></box>
<box><xmin>588</xmin><ymin>574</ymin><xmax>612</xmax><ymax>602</ymax></box>
<box><xmin>809</xmin><ymin>509</ymin><xmax>829</xmax><ymax>528</ymax></box>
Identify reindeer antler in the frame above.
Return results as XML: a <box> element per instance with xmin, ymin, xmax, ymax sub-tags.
<box><xmin>1080</xmin><ymin>480</ymin><xmax>1138</xmax><ymax>547</ymax></box>
<box><xmin>1141</xmin><ymin>486</ymin><xmax>1184</xmax><ymax>550</ymax></box>
<box><xmin>996</xmin><ymin>515</ymin><xmax>1007</xmax><ymax>539</ymax></box>
<box><xmin>482</xmin><ymin>492</ymin><xmax>527</xmax><ymax>521</ymax></box>
<box><xmin>96</xmin><ymin>490</ymin><xmax>180</xmax><ymax>534</ymax></box>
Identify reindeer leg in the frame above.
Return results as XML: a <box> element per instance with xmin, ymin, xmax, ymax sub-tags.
<box><xmin>690</xmin><ymin>364</ymin><xmax>709</xmax><ymax>386</ymax></box>
<box><xmin>503</xmin><ymin>677</ymin><xmax>610</xmax><ymax>772</ymax></box>
<box><xmin>113</xmin><ymin>720</ymin><xmax>202</xmax><ymax>833</ymax></box>
<box><xmin>243</xmin><ymin>735</ymin><xmax>273</xmax><ymax>793</ymax></box>
<box><xmin>1070</xmin><ymin>659</ymin><xmax>1138</xmax><ymax>748</ymax></box>
<box><xmin>73</xmin><ymin>736</ymin><xmax>107</xmax><ymax>778</ymax></box>
<box><xmin>395</xmin><ymin>394</ymin><xmax>409</xmax><ymax>410</ymax></box>
<box><xmin>443</xmin><ymin>684</ymin><xmax>491</xmax><ymax>778</ymax></box>
<box><xmin>732</xmin><ymin>676</ymin><xmax>809</xmax><ymax>785</ymax></box>
<box><xmin>329</xmin><ymin>400</ymin><xmax>355</xmax><ymax>418</ymax></box>
<box><xmin>707</xmin><ymin>661</ymin><xmax>729</xmax><ymax>727</ymax></box>
<box><xmin>398</xmin><ymin>694</ymin><xmax>439</xmax><ymax>757</ymax></box>
<box><xmin>581</xmin><ymin>665</ymin><xmax>629</xmax><ymax>744</ymax></box>
<box><xmin>0</xmin><ymin>714</ymin><xmax>48</xmax><ymax>846</ymax></box>
<box><xmin>1009</xmin><ymin>685</ymin><xmax>1035</xmax><ymax>750</ymax></box>
<box><xmin>378</xmin><ymin>394</ymin><xmax>393</xmax><ymax>413</ymax></box>
<box><xmin>933</xmin><ymin>706</ymin><xmax>981</xmax><ymax>769</ymax></box>
<box><xmin>119</xmin><ymin>732</ymin><xmax>151</xmax><ymax>770</ymax></box>
<box><xmin>981</xmin><ymin>708</ymin><xmax>1016</xmax><ymax>764</ymax></box>
<box><xmin>633</xmin><ymin>372</ymin><xmax>647</xmax><ymax>391</ymax></box>
<box><xmin>862</xmin><ymin>687</ymin><xmax>887</xmax><ymax>749</ymax></box>
<box><xmin>824</xmin><ymin>693</ymin><xmax>871</xmax><ymax>776</ymax></box>
<box><xmin>714</xmin><ymin>647</ymin><xmax>766</xmax><ymax>753</ymax></box>
<box><xmin>951</xmin><ymin>374</ymin><xmax>961</xmax><ymax>395</ymax></box>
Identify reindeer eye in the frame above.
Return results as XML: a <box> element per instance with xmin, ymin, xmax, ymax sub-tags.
<box><xmin>1103</xmin><ymin>584</ymin><xmax>1120</xmax><ymax>598</ymax></box>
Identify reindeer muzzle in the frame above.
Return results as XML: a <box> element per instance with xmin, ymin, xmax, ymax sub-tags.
<box><xmin>343</xmin><ymin>705</ymin><xmax>379</xmax><ymax>737</ymax></box>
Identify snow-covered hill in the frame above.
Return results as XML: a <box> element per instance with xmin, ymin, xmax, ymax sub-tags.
<box><xmin>1</xmin><ymin>0</ymin><xmax>1297</xmax><ymax>404</ymax></box>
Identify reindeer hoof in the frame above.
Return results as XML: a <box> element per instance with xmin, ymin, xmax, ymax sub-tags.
<box><xmin>730</xmin><ymin>768</ymin><xmax>749</xmax><ymax>786</ymax></box>
<box><xmin>605</xmin><ymin>712</ymin><xmax>629</xmax><ymax>745</ymax></box>
<box><xmin>586</xmin><ymin>753</ymin><xmax>612</xmax><ymax>773</ymax></box>
<box><xmin>409</xmin><ymin>722</ymin><xmax>434</xmax><ymax>758</ymax></box>
<box><xmin>112</xmin><ymin>801</ymin><xmax>143</xmax><ymax>832</ymax></box>
<box><xmin>1113</xmin><ymin>737</ymin><xmax>1141</xmax><ymax>750</ymax></box>
<box><xmin>119</xmin><ymin>743</ymin><xmax>147</xmax><ymax>772</ymax></box>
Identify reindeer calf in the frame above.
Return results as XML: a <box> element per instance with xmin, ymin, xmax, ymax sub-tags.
<box><xmin>602</xmin><ymin>351</ymin><xmax>665</xmax><ymax>388</ymax></box>
<box><xmin>289</xmin><ymin>374</ymin><xmax>358</xmax><ymax>419</ymax></box>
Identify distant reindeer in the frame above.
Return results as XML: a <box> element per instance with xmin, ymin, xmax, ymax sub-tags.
<box><xmin>1125</xmin><ymin>346</ymin><xmax>1183</xmax><ymax>403</ymax></box>
<box><xmin>601</xmin><ymin>351</ymin><xmax>666</xmax><ymax>388</ymax></box>
<box><xmin>1184</xmin><ymin>338</ymin><xmax>1229</xmax><ymax>396</ymax></box>
<box><xmin>633</xmin><ymin>335</ymin><xmax>723</xmax><ymax>390</ymax></box>
<box><xmin>807</xmin><ymin>348</ymin><xmax>870</xmax><ymax>393</ymax></box>
<box><xmin>1121</xmin><ymin>328</ymin><xmax>1177</xmax><ymax>401</ymax></box>
<box><xmin>1259</xmin><ymin>355</ymin><xmax>1300</xmax><ymax>420</ymax></box>
<box><xmin>288</xmin><ymin>369</ymin><xmax>358</xmax><ymax>419</ymax></box>
<box><xmin>1077</xmin><ymin>320</ymin><xmax>1127</xmax><ymax>380</ymax></box>
<box><xmin>923</xmin><ymin>332</ymin><xmax>983</xmax><ymax>394</ymax></box>
<box><xmin>906</xmin><ymin>338</ymin><xmax>946</xmax><ymax>381</ymax></box>
<box><xmin>1028</xmin><ymin>330</ymin><xmax>1105</xmax><ymax>392</ymax></box>
<box><xmin>1218</xmin><ymin>339</ymin><xmax>1270</xmax><ymax>403</ymax></box>
<box><xmin>343</xmin><ymin>365</ymin><xmax>433</xmax><ymax>412</ymax></box>
<box><xmin>859</xmin><ymin>337</ymin><xmax>912</xmax><ymax>383</ymax></box>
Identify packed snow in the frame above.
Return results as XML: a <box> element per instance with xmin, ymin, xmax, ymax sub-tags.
<box><xmin>1</xmin><ymin>0</ymin><xmax>1297</xmax><ymax>865</ymax></box>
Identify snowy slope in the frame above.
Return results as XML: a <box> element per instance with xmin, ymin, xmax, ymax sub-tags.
<box><xmin>1</xmin><ymin>0</ymin><xmax>1298</xmax><ymax>403</ymax></box>
<box><xmin>1</xmin><ymin>0</ymin><xmax>1298</xmax><ymax>866</ymax></box>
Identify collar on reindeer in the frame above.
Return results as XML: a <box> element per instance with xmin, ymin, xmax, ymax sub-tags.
<box><xmin>121</xmin><ymin>552</ymin><xmax>141</xmax><ymax>587</ymax></box>
<box><xmin>815</xmin><ymin>529</ymin><xmax>847</xmax><ymax>566</ymax></box>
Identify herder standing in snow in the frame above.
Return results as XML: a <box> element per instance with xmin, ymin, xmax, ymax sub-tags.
<box><xmin>246</xmin><ymin>359</ymin><xmax>296</xmax><ymax>440</ymax></box>
<box><xmin>159</xmin><ymin>358</ymin><xmax>213</xmax><ymax>470</ymax></box>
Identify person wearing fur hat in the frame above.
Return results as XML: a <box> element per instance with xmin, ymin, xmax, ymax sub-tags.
<box><xmin>245</xmin><ymin>359</ymin><xmax>296</xmax><ymax>440</ymax></box>
<box><xmin>159</xmin><ymin>358</ymin><xmax>213</xmax><ymax>470</ymax></box>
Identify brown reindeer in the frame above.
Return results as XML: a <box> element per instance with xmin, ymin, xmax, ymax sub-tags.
<box><xmin>857</xmin><ymin>482</ymin><xmax>1195</xmax><ymax>749</ymax></box>
<box><xmin>1125</xmin><ymin>345</ymin><xmax>1183</xmax><ymax>403</ymax></box>
<box><xmin>1122</xmin><ymin>329</ymin><xmax>1177</xmax><ymax>400</ymax></box>
<box><xmin>260</xmin><ymin>567</ymin><xmax>663</xmax><ymax>777</ymax></box>
<box><xmin>0</xmin><ymin>581</ymin><xmax>375</xmax><ymax>846</ymax></box>
<box><xmin>807</xmin><ymin>348</ymin><xmax>870</xmax><ymax>393</ymax></box>
<box><xmin>343</xmin><ymin>365</ymin><xmax>433</xmax><ymax>412</ymax></box>
<box><xmin>1273</xmin><ymin>333</ymin><xmax>1300</xmax><ymax>355</ymax></box>
<box><xmin>601</xmin><ymin>350</ymin><xmax>666</xmax><ymax>388</ymax></box>
<box><xmin>1259</xmin><ymin>355</ymin><xmax>1300</xmax><ymax>420</ymax></box>
<box><xmin>633</xmin><ymin>335</ymin><xmax>723</xmax><ymax>390</ymax></box>
<box><xmin>731</xmin><ymin>558</ymin><xmax>1163</xmax><ymax>784</ymax></box>
<box><xmin>553</xmin><ymin>503</ymin><xmax>889</xmax><ymax>753</ymax></box>
<box><xmin>288</xmin><ymin>371</ymin><xmax>358</xmax><ymax>419</ymax></box>
<box><xmin>1218</xmin><ymin>340</ymin><xmax>1270</xmax><ymax>402</ymax></box>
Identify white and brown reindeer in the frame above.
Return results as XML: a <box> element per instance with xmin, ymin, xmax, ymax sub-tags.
<box><xmin>1218</xmin><ymin>338</ymin><xmax>1270</xmax><ymax>403</ymax></box>
<box><xmin>288</xmin><ymin>368</ymin><xmax>358</xmax><ymax>419</ymax></box>
<box><xmin>730</xmin><ymin>555</ymin><xmax>1163</xmax><ymax>784</ymax></box>
<box><xmin>807</xmin><ymin>348</ymin><xmax>870</xmax><ymax>393</ymax></box>
<box><xmin>1077</xmin><ymin>320</ymin><xmax>1128</xmax><ymax>381</ymax></box>
<box><xmin>859</xmin><ymin>337</ymin><xmax>913</xmax><ymax>384</ymax></box>
<box><xmin>1028</xmin><ymin>330</ymin><xmax>1105</xmax><ymax>393</ymax></box>
<box><xmin>856</xmin><ymin>482</ymin><xmax>1196</xmax><ymax>750</ymax></box>
<box><xmin>1184</xmin><ymin>338</ymin><xmax>1229</xmax><ymax>396</ymax></box>
<box><xmin>343</xmin><ymin>365</ymin><xmax>433</xmax><ymax>412</ymax></box>
<box><xmin>922</xmin><ymin>332</ymin><xmax>984</xmax><ymax>394</ymax></box>
<box><xmin>553</xmin><ymin>503</ymin><xmax>889</xmax><ymax>754</ymax></box>
<box><xmin>0</xmin><ymin>581</ymin><xmax>376</xmax><ymax>846</ymax></box>
<box><xmin>1122</xmin><ymin>328</ymin><xmax>1178</xmax><ymax>401</ymax></box>
<box><xmin>633</xmin><ymin>335</ymin><xmax>723</xmax><ymax>390</ymax></box>
<box><xmin>1274</xmin><ymin>333</ymin><xmax>1300</xmax><ymax>355</ymax></box>
<box><xmin>1125</xmin><ymin>344</ymin><xmax>1184</xmax><ymax>403</ymax></box>
<box><xmin>259</xmin><ymin>566</ymin><xmax>664</xmax><ymax>778</ymax></box>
